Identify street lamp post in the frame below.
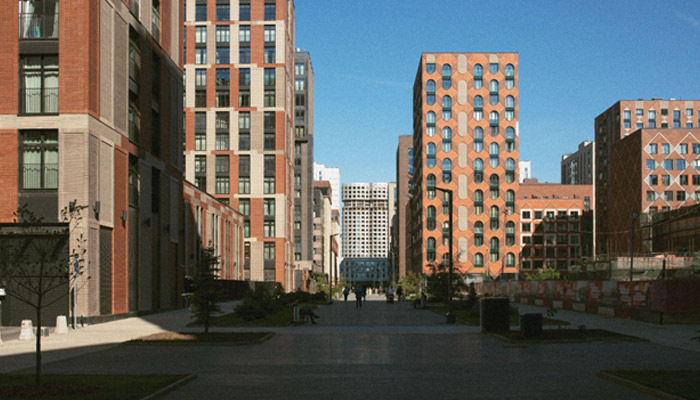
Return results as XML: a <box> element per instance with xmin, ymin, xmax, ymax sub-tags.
<box><xmin>328</xmin><ymin>233</ymin><xmax>340</xmax><ymax>303</ymax></box>
<box><xmin>630</xmin><ymin>213</ymin><xmax>637</xmax><ymax>282</ymax></box>
<box><xmin>435</xmin><ymin>186</ymin><xmax>455</xmax><ymax>324</ymax></box>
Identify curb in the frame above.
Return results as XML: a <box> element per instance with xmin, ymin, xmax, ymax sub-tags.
<box><xmin>596</xmin><ymin>371</ymin><xmax>688</xmax><ymax>400</ymax></box>
<box><xmin>139</xmin><ymin>374</ymin><xmax>197</xmax><ymax>400</ymax></box>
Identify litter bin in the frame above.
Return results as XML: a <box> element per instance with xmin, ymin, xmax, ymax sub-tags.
<box><xmin>480</xmin><ymin>297</ymin><xmax>510</xmax><ymax>332</ymax></box>
<box><xmin>520</xmin><ymin>313</ymin><xmax>543</xmax><ymax>338</ymax></box>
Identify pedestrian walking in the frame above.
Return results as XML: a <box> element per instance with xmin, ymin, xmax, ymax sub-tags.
<box><xmin>355</xmin><ymin>286</ymin><xmax>364</xmax><ymax>308</ymax></box>
<box><xmin>343</xmin><ymin>287</ymin><xmax>350</xmax><ymax>301</ymax></box>
<box><xmin>396</xmin><ymin>285</ymin><xmax>403</xmax><ymax>302</ymax></box>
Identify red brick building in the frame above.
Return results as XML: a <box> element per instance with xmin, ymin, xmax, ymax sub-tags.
<box><xmin>410</xmin><ymin>53</ymin><xmax>520</xmax><ymax>279</ymax></box>
<box><xmin>0</xmin><ymin>0</ymin><xmax>185</xmax><ymax>317</ymax></box>
<box><xmin>517</xmin><ymin>180</ymin><xmax>593</xmax><ymax>272</ymax></box>
<box><xmin>595</xmin><ymin>99</ymin><xmax>700</xmax><ymax>257</ymax></box>
<box><xmin>183</xmin><ymin>0</ymin><xmax>296</xmax><ymax>288</ymax></box>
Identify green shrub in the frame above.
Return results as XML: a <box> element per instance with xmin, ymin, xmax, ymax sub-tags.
<box><xmin>234</xmin><ymin>286</ymin><xmax>282</xmax><ymax>321</ymax></box>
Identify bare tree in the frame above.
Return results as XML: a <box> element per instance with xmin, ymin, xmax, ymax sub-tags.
<box><xmin>0</xmin><ymin>203</ymin><xmax>86</xmax><ymax>387</ymax></box>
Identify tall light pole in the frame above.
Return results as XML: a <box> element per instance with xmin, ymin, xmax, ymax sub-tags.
<box><xmin>630</xmin><ymin>213</ymin><xmax>637</xmax><ymax>282</ymax></box>
<box><xmin>435</xmin><ymin>186</ymin><xmax>455</xmax><ymax>324</ymax></box>
<box><xmin>329</xmin><ymin>233</ymin><xmax>340</xmax><ymax>303</ymax></box>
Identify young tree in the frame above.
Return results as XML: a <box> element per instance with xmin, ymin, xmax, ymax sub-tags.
<box><xmin>186</xmin><ymin>247</ymin><xmax>222</xmax><ymax>333</ymax></box>
<box><xmin>398</xmin><ymin>271</ymin><xmax>422</xmax><ymax>295</ymax></box>
<box><xmin>425</xmin><ymin>261</ymin><xmax>467</xmax><ymax>303</ymax></box>
<box><xmin>0</xmin><ymin>204</ymin><xmax>86</xmax><ymax>387</ymax></box>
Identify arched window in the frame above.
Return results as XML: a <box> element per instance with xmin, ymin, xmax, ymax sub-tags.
<box><xmin>505</xmin><ymin>64</ymin><xmax>515</xmax><ymax>89</ymax></box>
<box><xmin>506</xmin><ymin>252</ymin><xmax>515</xmax><ymax>267</ymax></box>
<box><xmin>442</xmin><ymin>191</ymin><xmax>449</xmax><ymax>215</ymax></box>
<box><xmin>489</xmin><ymin>111</ymin><xmax>499</xmax><ymax>135</ymax></box>
<box><xmin>473</xmin><ymin>95</ymin><xmax>484</xmax><ymax>121</ymax></box>
<box><xmin>426</xmin><ymin>111</ymin><xmax>436</xmax><ymax>137</ymax></box>
<box><xmin>474</xmin><ymin>158</ymin><xmax>484</xmax><ymax>183</ymax></box>
<box><xmin>505</xmin><ymin>95</ymin><xmax>515</xmax><ymax>121</ymax></box>
<box><xmin>505</xmin><ymin>127</ymin><xmax>515</xmax><ymax>152</ymax></box>
<box><xmin>474</xmin><ymin>127</ymin><xmax>483</xmax><ymax>152</ymax></box>
<box><xmin>490</xmin><ymin>206</ymin><xmax>500</xmax><ymax>230</ymax></box>
<box><xmin>473</xmin><ymin>64</ymin><xmax>483</xmax><ymax>89</ymax></box>
<box><xmin>442</xmin><ymin>158</ymin><xmax>452</xmax><ymax>183</ymax></box>
<box><xmin>442</xmin><ymin>221</ymin><xmax>450</xmax><ymax>244</ymax></box>
<box><xmin>442</xmin><ymin>95</ymin><xmax>452</xmax><ymax>121</ymax></box>
<box><xmin>489</xmin><ymin>174</ymin><xmax>499</xmax><ymax>199</ymax></box>
<box><xmin>426</xmin><ymin>143</ymin><xmax>436</xmax><ymax>168</ymax></box>
<box><xmin>474</xmin><ymin>253</ymin><xmax>484</xmax><ymax>267</ymax></box>
<box><xmin>427</xmin><ymin>206</ymin><xmax>436</xmax><ymax>230</ymax></box>
<box><xmin>506</xmin><ymin>222</ymin><xmax>515</xmax><ymax>246</ymax></box>
<box><xmin>489</xmin><ymin>79</ymin><xmax>499</xmax><ymax>106</ymax></box>
<box><xmin>442</xmin><ymin>127</ymin><xmax>452</xmax><ymax>152</ymax></box>
<box><xmin>474</xmin><ymin>222</ymin><xmax>484</xmax><ymax>246</ymax></box>
<box><xmin>506</xmin><ymin>158</ymin><xmax>515</xmax><ymax>183</ymax></box>
<box><xmin>489</xmin><ymin>143</ymin><xmax>500</xmax><ymax>168</ymax></box>
<box><xmin>506</xmin><ymin>189</ymin><xmax>515</xmax><ymax>214</ymax></box>
<box><xmin>426</xmin><ymin>173</ymin><xmax>436</xmax><ymax>199</ymax></box>
<box><xmin>427</xmin><ymin>237</ymin><xmax>436</xmax><ymax>262</ymax></box>
<box><xmin>426</xmin><ymin>80</ymin><xmax>436</xmax><ymax>105</ymax></box>
<box><xmin>442</xmin><ymin>64</ymin><xmax>452</xmax><ymax>89</ymax></box>
<box><xmin>474</xmin><ymin>189</ymin><xmax>483</xmax><ymax>216</ymax></box>
<box><xmin>490</xmin><ymin>237</ymin><xmax>500</xmax><ymax>262</ymax></box>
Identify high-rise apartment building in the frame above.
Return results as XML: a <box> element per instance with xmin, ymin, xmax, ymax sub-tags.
<box><xmin>313</xmin><ymin>162</ymin><xmax>340</xmax><ymax>211</ymax></box>
<box><xmin>518</xmin><ymin>160</ymin><xmax>531</xmax><ymax>183</ymax></box>
<box><xmin>342</xmin><ymin>182</ymin><xmax>395</xmax><ymax>258</ymax></box>
<box><xmin>293</xmin><ymin>50</ymin><xmax>313</xmax><ymax>265</ymax></box>
<box><xmin>594</xmin><ymin>99</ymin><xmax>700</xmax><ymax>256</ymax></box>
<box><xmin>183</xmin><ymin>0</ymin><xmax>296</xmax><ymax>286</ymax></box>
<box><xmin>409</xmin><ymin>53</ymin><xmax>519</xmax><ymax>279</ymax></box>
<box><xmin>0</xmin><ymin>0</ymin><xmax>185</xmax><ymax>317</ymax></box>
<box><xmin>561</xmin><ymin>140</ymin><xmax>594</xmax><ymax>185</ymax></box>
<box><xmin>393</xmin><ymin>135</ymin><xmax>413</xmax><ymax>279</ymax></box>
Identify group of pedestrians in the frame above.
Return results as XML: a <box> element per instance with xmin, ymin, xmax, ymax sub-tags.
<box><xmin>341</xmin><ymin>285</ymin><xmax>404</xmax><ymax>308</ymax></box>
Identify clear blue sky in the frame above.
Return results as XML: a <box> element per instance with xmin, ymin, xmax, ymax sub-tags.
<box><xmin>296</xmin><ymin>0</ymin><xmax>700</xmax><ymax>185</ymax></box>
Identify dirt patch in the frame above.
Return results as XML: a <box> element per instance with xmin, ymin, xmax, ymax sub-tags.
<box><xmin>491</xmin><ymin>329</ymin><xmax>647</xmax><ymax>343</ymax></box>
<box><xmin>128</xmin><ymin>331</ymin><xmax>273</xmax><ymax>345</ymax></box>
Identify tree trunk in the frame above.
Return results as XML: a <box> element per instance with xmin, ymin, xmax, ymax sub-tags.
<box><xmin>35</xmin><ymin>300</ymin><xmax>42</xmax><ymax>387</ymax></box>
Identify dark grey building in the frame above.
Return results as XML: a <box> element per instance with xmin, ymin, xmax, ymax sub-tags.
<box><xmin>561</xmin><ymin>140</ymin><xmax>594</xmax><ymax>185</ymax></box>
<box><xmin>294</xmin><ymin>50</ymin><xmax>314</xmax><ymax>264</ymax></box>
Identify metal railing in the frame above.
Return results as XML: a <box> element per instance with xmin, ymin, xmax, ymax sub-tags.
<box><xmin>19</xmin><ymin>12</ymin><xmax>58</xmax><ymax>39</ymax></box>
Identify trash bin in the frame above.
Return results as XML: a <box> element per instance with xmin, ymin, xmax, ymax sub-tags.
<box><xmin>480</xmin><ymin>297</ymin><xmax>510</xmax><ymax>332</ymax></box>
<box><xmin>520</xmin><ymin>313</ymin><xmax>543</xmax><ymax>338</ymax></box>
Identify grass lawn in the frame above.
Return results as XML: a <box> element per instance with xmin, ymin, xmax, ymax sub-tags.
<box><xmin>127</xmin><ymin>331</ymin><xmax>273</xmax><ymax>345</ymax></box>
<box><xmin>600</xmin><ymin>370</ymin><xmax>700</xmax><ymax>400</ymax></box>
<box><xmin>0</xmin><ymin>374</ymin><xmax>191</xmax><ymax>400</ymax></box>
<box><xmin>427</xmin><ymin>305</ymin><xmax>570</xmax><ymax>327</ymax></box>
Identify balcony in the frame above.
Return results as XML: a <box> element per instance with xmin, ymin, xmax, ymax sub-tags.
<box><xmin>19</xmin><ymin>12</ymin><xmax>58</xmax><ymax>39</ymax></box>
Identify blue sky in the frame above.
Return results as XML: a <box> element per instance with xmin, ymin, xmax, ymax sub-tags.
<box><xmin>296</xmin><ymin>0</ymin><xmax>700</xmax><ymax>185</ymax></box>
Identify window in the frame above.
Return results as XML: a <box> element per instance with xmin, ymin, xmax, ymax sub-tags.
<box><xmin>474</xmin><ymin>158</ymin><xmax>483</xmax><ymax>183</ymax></box>
<box><xmin>264</xmin><ymin>242</ymin><xmax>275</xmax><ymax>260</ymax></box>
<box><xmin>426</xmin><ymin>143</ymin><xmax>436</xmax><ymax>168</ymax></box>
<box><xmin>264</xmin><ymin>68</ymin><xmax>276</xmax><ymax>86</ymax></box>
<box><xmin>295</xmin><ymin>63</ymin><xmax>305</xmax><ymax>76</ymax></box>
<box><xmin>489</xmin><ymin>174</ymin><xmax>499</xmax><ymax>199</ymax></box>
<box><xmin>195</xmin><ymin>26</ymin><xmax>207</xmax><ymax>44</ymax></box>
<box><xmin>195</xmin><ymin>48</ymin><xmax>206</xmax><ymax>64</ymax></box>
<box><xmin>426</xmin><ymin>63</ymin><xmax>435</xmax><ymax>74</ymax></box>
<box><xmin>663</xmin><ymin>190</ymin><xmax>673</xmax><ymax>201</ymax></box>
<box><xmin>195</xmin><ymin>4</ymin><xmax>206</xmax><ymax>21</ymax></box>
<box><xmin>648</xmin><ymin>110</ymin><xmax>656</xmax><ymax>128</ymax></box>
<box><xmin>239</xmin><ymin>176</ymin><xmax>250</xmax><ymax>194</ymax></box>
<box><xmin>680</xmin><ymin>144</ymin><xmax>688</xmax><ymax>154</ymax></box>
<box><xmin>489</xmin><ymin>80</ymin><xmax>499</xmax><ymax>105</ymax></box>
<box><xmin>489</xmin><ymin>143</ymin><xmax>499</xmax><ymax>168</ymax></box>
<box><xmin>649</xmin><ymin>143</ymin><xmax>657</xmax><ymax>154</ymax></box>
<box><xmin>664</xmin><ymin>159</ymin><xmax>673</xmax><ymax>170</ymax></box>
<box><xmin>264</xmin><ymin>90</ymin><xmax>275</xmax><ymax>107</ymax></box>
<box><xmin>649</xmin><ymin>175</ymin><xmax>658</xmax><ymax>185</ymax></box>
<box><xmin>215</xmin><ymin>69</ymin><xmax>230</xmax><ymax>87</ymax></box>
<box><xmin>490</xmin><ymin>206</ymin><xmax>500</xmax><ymax>230</ymax></box>
<box><xmin>215</xmin><ymin>155</ymin><xmax>229</xmax><ymax>173</ymax></box>
<box><xmin>442</xmin><ymin>158</ymin><xmax>452</xmax><ymax>183</ymax></box>
<box><xmin>295</xmin><ymin>78</ymin><xmax>305</xmax><ymax>91</ymax></box>
<box><xmin>20</xmin><ymin>131</ymin><xmax>58</xmax><ymax>189</ymax></box>
<box><xmin>240</xmin><ymin>1</ymin><xmax>251</xmax><ymax>21</ymax></box>
<box><xmin>489</xmin><ymin>63</ymin><xmax>499</xmax><ymax>74</ymax></box>
<box><xmin>20</xmin><ymin>55</ymin><xmax>58</xmax><ymax>114</ymax></box>
<box><xmin>442</xmin><ymin>95</ymin><xmax>452</xmax><ymax>121</ymax></box>
<box><xmin>426</xmin><ymin>80</ymin><xmax>436</xmax><ymax>105</ymax></box>
<box><xmin>264</xmin><ymin>26</ymin><xmax>276</xmax><ymax>43</ymax></box>
<box><xmin>264</xmin><ymin>2</ymin><xmax>276</xmax><ymax>20</ymax></box>
<box><xmin>215</xmin><ymin>177</ymin><xmax>229</xmax><ymax>194</ymax></box>
<box><xmin>441</xmin><ymin>64</ymin><xmax>452</xmax><ymax>89</ymax></box>
<box><xmin>474</xmin><ymin>222</ymin><xmax>484</xmax><ymax>246</ymax></box>
<box><xmin>426</xmin><ymin>174</ymin><xmax>436</xmax><ymax>200</ymax></box>
<box><xmin>239</xmin><ymin>25</ymin><xmax>251</xmax><ymax>44</ymax></box>
<box><xmin>505</xmin><ymin>158</ymin><xmax>515</xmax><ymax>183</ymax></box>
<box><xmin>473</xmin><ymin>64</ymin><xmax>483</xmax><ymax>89</ymax></box>
<box><xmin>264</xmin><ymin>199</ymin><xmax>275</xmax><ymax>216</ymax></box>
<box><xmin>661</xmin><ymin>143</ymin><xmax>670</xmax><ymax>154</ymax></box>
<box><xmin>194</xmin><ymin>133</ymin><xmax>205</xmax><ymax>151</ymax></box>
<box><xmin>216</xmin><ymin>46</ymin><xmax>230</xmax><ymax>64</ymax></box>
<box><xmin>646</xmin><ymin>159</ymin><xmax>655</xmax><ymax>170</ymax></box>
<box><xmin>673</xmin><ymin>110</ymin><xmax>681</xmax><ymax>128</ymax></box>
<box><xmin>427</xmin><ymin>238</ymin><xmax>436</xmax><ymax>262</ymax></box>
<box><xmin>473</xmin><ymin>95</ymin><xmax>483</xmax><ymax>121</ymax></box>
<box><xmin>680</xmin><ymin>175</ymin><xmax>688</xmax><ymax>185</ymax></box>
<box><xmin>505</xmin><ymin>95</ymin><xmax>515</xmax><ymax>120</ymax></box>
<box><xmin>505</xmin><ymin>64</ymin><xmax>515</xmax><ymax>89</ymax></box>
<box><xmin>426</xmin><ymin>206</ymin><xmax>436</xmax><ymax>230</ymax></box>
<box><xmin>441</xmin><ymin>127</ymin><xmax>452</xmax><ymax>152</ymax></box>
<box><xmin>264</xmin><ymin>177</ymin><xmax>275</xmax><ymax>194</ymax></box>
<box><xmin>264</xmin><ymin>221</ymin><xmax>275</xmax><ymax>237</ymax></box>
<box><xmin>474</xmin><ymin>127</ymin><xmax>483</xmax><ymax>152</ymax></box>
<box><xmin>239</xmin><ymin>199</ymin><xmax>250</xmax><ymax>216</ymax></box>
<box><xmin>216</xmin><ymin>133</ymin><xmax>229</xmax><ymax>151</ymax></box>
<box><xmin>677</xmin><ymin>159</ymin><xmax>687</xmax><ymax>170</ymax></box>
<box><xmin>473</xmin><ymin>190</ymin><xmax>483</xmax><ymax>216</ymax></box>
<box><xmin>216</xmin><ymin>90</ymin><xmax>229</xmax><ymax>107</ymax></box>
<box><xmin>505</xmin><ymin>127</ymin><xmax>515</xmax><ymax>152</ymax></box>
<box><xmin>216</xmin><ymin>4</ymin><xmax>230</xmax><ymax>21</ymax></box>
<box><xmin>490</xmin><ymin>237</ymin><xmax>499</xmax><ymax>262</ymax></box>
<box><xmin>195</xmin><ymin>68</ymin><xmax>206</xmax><ymax>86</ymax></box>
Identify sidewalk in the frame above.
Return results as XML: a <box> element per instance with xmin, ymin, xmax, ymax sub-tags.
<box><xmin>0</xmin><ymin>301</ymin><xmax>240</xmax><ymax>373</ymax></box>
<box><xmin>516</xmin><ymin>303</ymin><xmax>700</xmax><ymax>353</ymax></box>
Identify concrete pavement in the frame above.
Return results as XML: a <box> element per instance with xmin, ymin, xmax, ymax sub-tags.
<box><xmin>1</xmin><ymin>296</ymin><xmax>699</xmax><ymax>399</ymax></box>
